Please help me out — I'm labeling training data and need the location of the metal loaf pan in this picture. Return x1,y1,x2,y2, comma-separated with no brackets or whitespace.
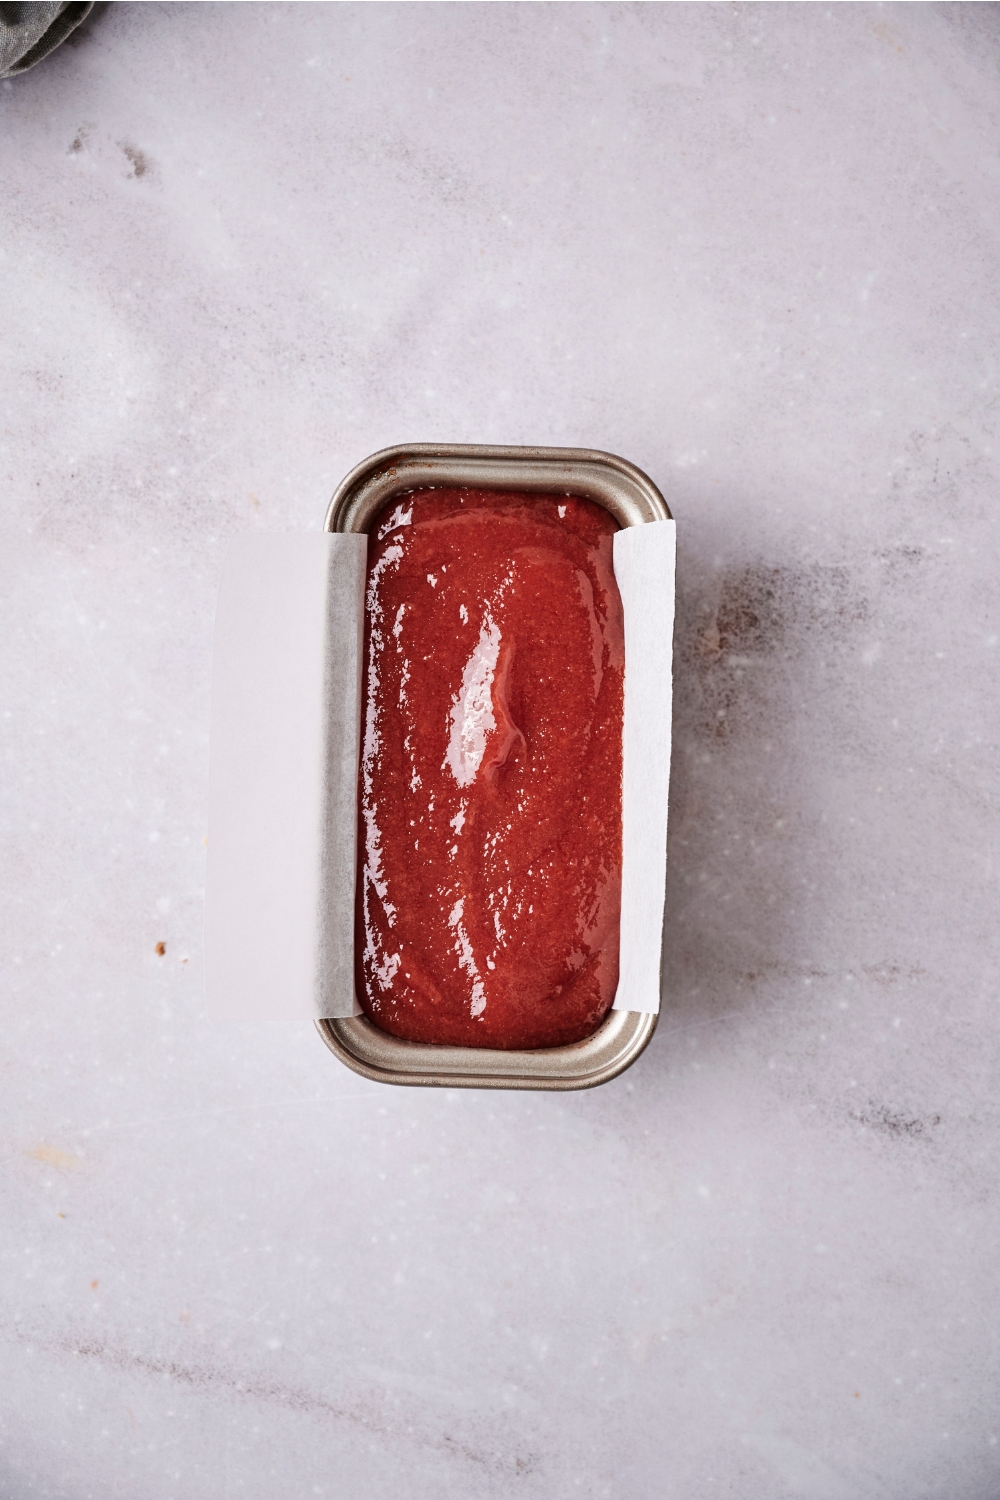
316,443,671,1091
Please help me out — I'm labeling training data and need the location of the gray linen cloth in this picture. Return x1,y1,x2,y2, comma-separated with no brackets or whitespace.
0,2,94,77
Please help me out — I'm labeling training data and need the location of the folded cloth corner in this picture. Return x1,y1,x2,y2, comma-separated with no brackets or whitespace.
0,1,94,79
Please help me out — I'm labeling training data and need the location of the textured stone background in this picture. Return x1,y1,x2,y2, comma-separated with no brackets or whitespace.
1,5,998,1497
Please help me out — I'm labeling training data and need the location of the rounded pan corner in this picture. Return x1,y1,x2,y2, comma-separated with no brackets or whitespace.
325,442,671,536
314,1008,658,1092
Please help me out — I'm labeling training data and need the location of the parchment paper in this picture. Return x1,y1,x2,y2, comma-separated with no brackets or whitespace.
205,520,675,1023
612,520,676,1013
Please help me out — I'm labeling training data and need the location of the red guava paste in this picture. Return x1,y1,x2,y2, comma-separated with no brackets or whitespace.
355,487,624,1049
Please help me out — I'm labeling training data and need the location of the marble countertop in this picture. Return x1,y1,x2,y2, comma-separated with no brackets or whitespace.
2,5,998,1497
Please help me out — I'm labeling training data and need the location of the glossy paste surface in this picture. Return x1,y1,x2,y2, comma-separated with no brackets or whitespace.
356,487,624,1048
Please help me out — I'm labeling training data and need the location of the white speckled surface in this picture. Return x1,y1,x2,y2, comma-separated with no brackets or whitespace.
2,4,999,1497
